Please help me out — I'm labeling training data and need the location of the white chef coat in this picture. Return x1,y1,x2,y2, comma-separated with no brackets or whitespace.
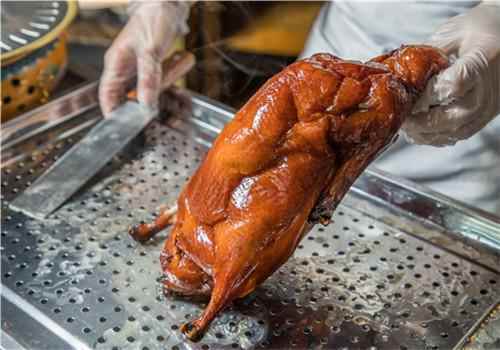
301,1,500,214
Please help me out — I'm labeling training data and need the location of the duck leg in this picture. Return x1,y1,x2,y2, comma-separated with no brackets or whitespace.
129,205,178,242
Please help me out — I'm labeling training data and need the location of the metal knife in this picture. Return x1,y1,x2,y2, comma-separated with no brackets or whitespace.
9,51,195,220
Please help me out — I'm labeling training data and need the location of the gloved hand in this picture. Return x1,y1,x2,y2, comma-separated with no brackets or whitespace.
403,2,500,146
99,1,190,117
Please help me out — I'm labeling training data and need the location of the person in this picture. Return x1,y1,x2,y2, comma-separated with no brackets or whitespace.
99,1,500,214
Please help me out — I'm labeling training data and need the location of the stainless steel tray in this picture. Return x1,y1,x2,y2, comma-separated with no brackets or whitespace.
2,83,500,350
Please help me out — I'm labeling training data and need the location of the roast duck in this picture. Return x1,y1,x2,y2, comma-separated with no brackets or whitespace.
130,45,448,340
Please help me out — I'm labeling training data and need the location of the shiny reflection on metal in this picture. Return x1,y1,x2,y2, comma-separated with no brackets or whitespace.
1,84,500,350
1,81,99,150
9,102,158,219
349,169,500,272
0,41,12,50
36,9,59,16
2,286,92,350
37,16,57,23
1,1,75,58
0,329,26,350
29,22,50,30
2,118,98,169
20,28,41,38
455,302,500,350
9,35,28,45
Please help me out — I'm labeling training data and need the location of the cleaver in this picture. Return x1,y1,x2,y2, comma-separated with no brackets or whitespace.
9,51,195,220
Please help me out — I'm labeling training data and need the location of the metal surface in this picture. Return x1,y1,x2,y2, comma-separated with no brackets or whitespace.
1,1,77,62
1,85,500,350
462,302,500,349
9,102,158,219
7,50,195,219
1,81,99,150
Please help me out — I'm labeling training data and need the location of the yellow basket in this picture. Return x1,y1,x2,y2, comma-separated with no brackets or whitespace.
1,1,77,122
1,36,69,122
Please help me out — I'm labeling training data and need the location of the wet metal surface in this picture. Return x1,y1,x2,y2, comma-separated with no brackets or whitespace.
463,303,500,350
1,90,500,350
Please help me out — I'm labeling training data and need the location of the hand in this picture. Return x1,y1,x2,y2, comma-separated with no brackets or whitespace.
403,3,500,146
99,1,190,117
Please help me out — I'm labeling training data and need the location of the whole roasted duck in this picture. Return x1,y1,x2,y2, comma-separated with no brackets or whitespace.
130,45,448,340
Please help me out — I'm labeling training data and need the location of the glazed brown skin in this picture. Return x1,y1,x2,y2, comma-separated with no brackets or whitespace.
130,45,448,341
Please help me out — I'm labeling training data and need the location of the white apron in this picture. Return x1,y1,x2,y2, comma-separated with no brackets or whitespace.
301,1,500,214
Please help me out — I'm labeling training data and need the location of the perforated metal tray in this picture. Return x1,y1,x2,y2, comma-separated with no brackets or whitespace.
2,84,500,350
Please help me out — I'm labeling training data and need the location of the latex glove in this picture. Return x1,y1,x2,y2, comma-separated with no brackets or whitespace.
99,1,190,117
403,2,500,146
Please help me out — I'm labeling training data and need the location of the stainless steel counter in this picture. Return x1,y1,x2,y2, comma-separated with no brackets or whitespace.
1,82,500,350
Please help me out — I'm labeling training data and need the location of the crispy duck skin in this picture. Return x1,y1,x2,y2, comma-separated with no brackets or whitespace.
129,45,448,341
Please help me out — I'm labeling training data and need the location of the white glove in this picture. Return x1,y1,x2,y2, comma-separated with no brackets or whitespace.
403,2,500,146
99,1,190,117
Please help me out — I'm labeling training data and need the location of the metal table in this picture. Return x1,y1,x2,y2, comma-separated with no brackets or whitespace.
1,82,500,350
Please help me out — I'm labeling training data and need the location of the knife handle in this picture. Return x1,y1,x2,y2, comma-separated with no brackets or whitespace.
126,50,196,101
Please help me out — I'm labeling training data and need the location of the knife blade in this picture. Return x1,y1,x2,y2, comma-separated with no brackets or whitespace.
9,51,195,219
